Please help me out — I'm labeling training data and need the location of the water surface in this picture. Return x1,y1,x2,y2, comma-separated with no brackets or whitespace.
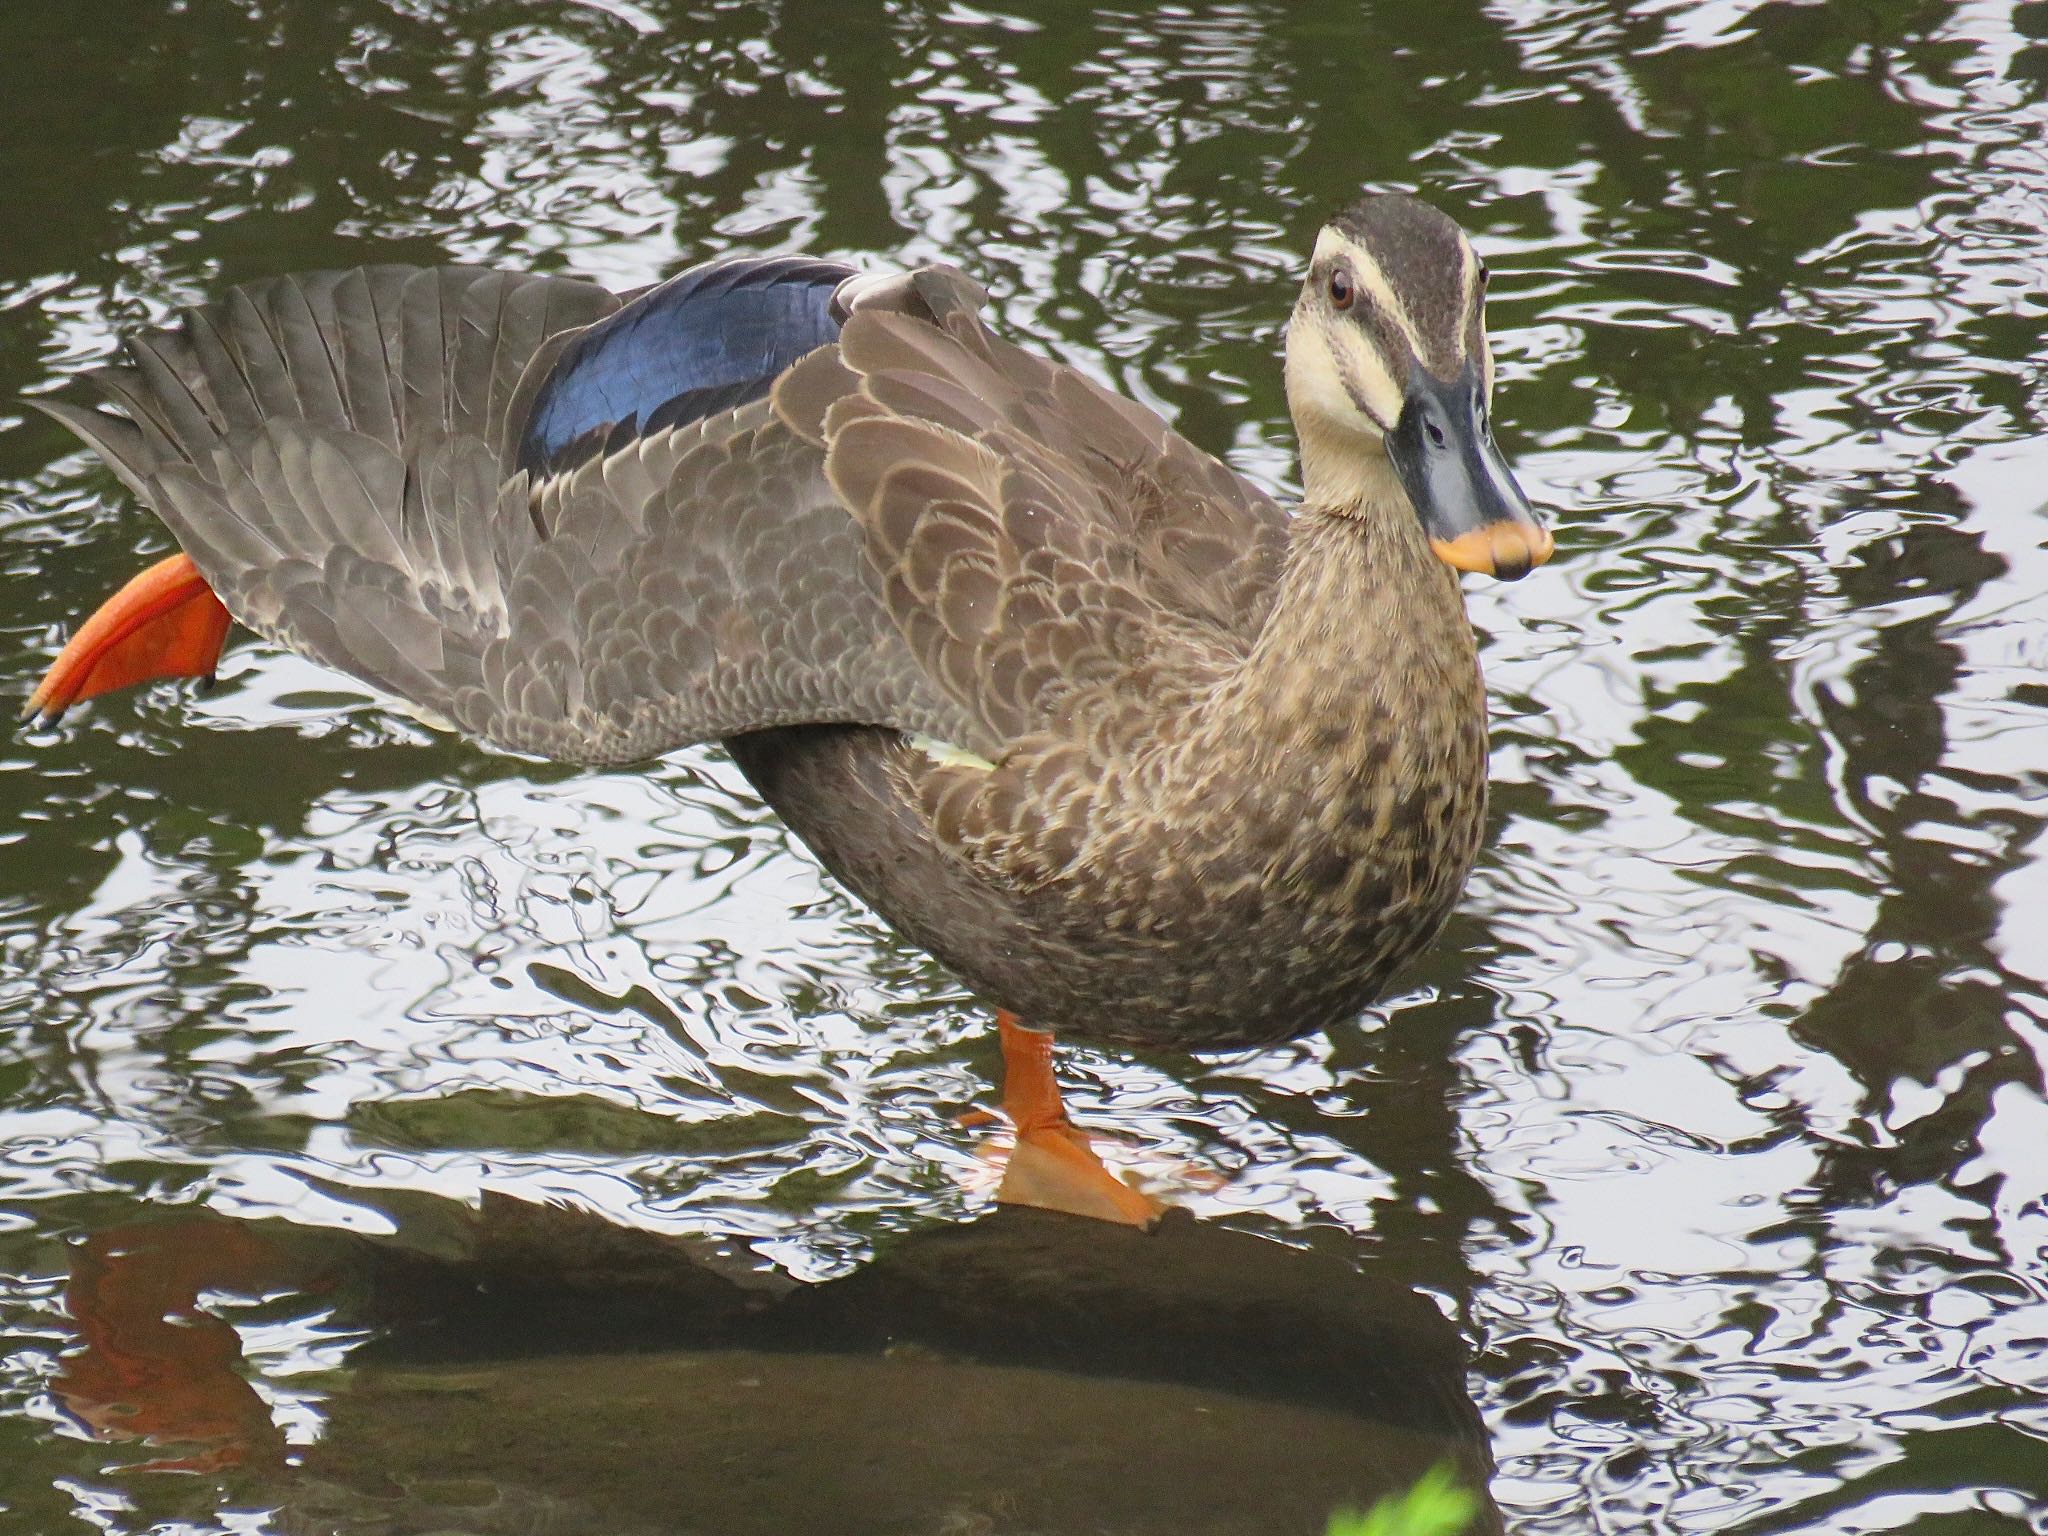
3,2,2047,1532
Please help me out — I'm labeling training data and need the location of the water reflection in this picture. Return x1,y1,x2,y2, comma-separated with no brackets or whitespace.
54,1194,1500,1536
5,0,2048,1531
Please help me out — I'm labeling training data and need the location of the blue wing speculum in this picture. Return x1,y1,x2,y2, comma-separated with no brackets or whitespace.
513,253,857,480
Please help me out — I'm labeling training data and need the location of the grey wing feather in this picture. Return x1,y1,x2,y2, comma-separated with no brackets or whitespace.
33,262,983,764
509,258,1293,770
460,400,981,762
34,258,1280,770
33,264,621,730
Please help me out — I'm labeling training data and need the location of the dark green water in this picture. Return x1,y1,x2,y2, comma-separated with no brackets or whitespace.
3,2,2047,1531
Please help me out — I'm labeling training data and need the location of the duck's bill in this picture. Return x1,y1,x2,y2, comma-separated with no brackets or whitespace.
1387,365,1553,582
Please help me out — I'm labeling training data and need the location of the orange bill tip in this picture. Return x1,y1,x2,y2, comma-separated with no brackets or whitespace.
1429,521,1555,581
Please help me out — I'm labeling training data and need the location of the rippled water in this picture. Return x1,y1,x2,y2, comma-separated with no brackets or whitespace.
4,2,2048,1531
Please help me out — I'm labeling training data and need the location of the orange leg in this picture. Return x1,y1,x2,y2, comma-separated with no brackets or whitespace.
24,552,232,722
989,1010,1163,1228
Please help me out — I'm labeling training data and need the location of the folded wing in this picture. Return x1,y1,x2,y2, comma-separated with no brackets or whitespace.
35,258,1286,767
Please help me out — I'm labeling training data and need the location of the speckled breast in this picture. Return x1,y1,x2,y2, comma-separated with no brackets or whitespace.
726,722,1488,1050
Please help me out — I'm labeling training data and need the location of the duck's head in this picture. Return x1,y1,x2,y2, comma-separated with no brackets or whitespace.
1284,193,1552,580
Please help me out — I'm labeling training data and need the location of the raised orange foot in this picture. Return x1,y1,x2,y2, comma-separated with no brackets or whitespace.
26,552,231,722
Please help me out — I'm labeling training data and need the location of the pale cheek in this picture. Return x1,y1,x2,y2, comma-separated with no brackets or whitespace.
1289,341,1352,423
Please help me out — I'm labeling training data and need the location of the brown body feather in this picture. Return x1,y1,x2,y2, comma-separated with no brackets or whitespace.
735,510,1484,1048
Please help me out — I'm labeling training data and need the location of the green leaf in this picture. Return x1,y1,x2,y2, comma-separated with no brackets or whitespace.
1327,1465,1478,1536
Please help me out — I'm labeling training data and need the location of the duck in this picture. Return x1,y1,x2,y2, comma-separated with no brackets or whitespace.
25,193,1551,1224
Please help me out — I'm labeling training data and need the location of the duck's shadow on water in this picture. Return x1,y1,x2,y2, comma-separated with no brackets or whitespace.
54,1188,1500,1536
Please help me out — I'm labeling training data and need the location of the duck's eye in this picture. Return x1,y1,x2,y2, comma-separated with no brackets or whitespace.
1477,263,1491,290
1329,269,1354,311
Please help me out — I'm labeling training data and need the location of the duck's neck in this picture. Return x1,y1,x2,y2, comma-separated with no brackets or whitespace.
1293,402,1392,513
1226,475,1482,770
1170,464,1489,911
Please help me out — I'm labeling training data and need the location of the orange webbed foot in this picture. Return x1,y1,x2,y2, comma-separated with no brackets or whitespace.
25,552,231,723
981,1011,1167,1229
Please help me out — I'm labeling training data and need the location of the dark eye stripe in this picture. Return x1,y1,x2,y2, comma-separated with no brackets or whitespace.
1320,240,1478,404
1345,286,1417,380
